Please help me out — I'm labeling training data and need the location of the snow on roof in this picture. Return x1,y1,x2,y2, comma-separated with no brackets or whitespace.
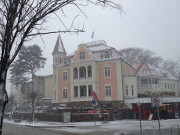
134,62,164,77
87,44,112,52
64,40,122,62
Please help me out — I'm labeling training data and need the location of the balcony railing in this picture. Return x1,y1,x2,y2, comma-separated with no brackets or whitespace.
138,84,164,89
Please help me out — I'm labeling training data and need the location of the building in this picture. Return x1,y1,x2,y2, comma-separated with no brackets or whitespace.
43,74,53,102
10,75,53,106
133,62,179,97
52,35,138,105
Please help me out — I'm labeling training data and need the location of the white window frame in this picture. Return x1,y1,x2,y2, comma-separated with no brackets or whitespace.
79,52,85,60
104,66,110,77
105,85,111,96
64,58,67,64
126,85,128,95
63,71,68,81
63,88,68,99
131,85,134,95
105,51,110,59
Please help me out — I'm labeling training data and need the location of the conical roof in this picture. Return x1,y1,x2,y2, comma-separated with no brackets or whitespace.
52,34,66,54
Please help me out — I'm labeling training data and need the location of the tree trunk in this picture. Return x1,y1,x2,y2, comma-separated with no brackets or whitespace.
32,99,35,122
0,71,8,135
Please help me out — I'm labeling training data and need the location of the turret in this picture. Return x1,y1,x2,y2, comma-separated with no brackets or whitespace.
52,34,66,66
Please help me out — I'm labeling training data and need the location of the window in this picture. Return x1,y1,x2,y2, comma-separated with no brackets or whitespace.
88,65,92,77
105,85,111,96
64,58,67,64
105,51,110,59
173,84,175,89
79,66,86,78
165,83,166,89
73,68,78,79
126,85,128,95
55,74,56,83
80,86,87,97
58,57,61,63
63,88,67,99
74,86,78,97
55,89,56,100
105,67,110,77
131,85,134,95
79,52,85,60
63,72,67,81
88,85,92,96
143,69,147,74
55,58,57,64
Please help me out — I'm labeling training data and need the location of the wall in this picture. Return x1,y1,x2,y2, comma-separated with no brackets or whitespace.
44,75,53,99
123,75,138,98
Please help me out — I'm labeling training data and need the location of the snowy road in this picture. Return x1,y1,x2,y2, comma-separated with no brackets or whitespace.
3,119,180,135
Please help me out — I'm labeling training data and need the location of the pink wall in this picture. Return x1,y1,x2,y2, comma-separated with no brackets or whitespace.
98,62,118,101
73,45,91,62
58,68,71,102
122,63,135,75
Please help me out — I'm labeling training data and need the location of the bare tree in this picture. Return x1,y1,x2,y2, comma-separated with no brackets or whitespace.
119,47,162,67
161,59,179,77
0,0,122,133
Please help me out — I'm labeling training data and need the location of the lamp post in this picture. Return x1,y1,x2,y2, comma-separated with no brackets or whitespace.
137,101,142,135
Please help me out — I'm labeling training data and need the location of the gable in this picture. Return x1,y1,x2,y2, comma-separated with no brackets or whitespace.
71,45,94,62
138,63,152,75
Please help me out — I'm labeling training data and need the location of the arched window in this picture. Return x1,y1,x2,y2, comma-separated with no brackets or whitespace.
87,65,92,77
79,66,86,78
79,52,85,60
73,67,78,79
105,51,110,59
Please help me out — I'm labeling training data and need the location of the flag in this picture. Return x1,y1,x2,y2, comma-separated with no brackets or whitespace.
91,31,94,39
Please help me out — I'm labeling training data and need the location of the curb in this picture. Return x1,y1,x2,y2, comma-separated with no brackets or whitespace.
25,125,76,128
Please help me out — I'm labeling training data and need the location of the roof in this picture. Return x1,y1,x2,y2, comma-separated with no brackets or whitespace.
52,34,66,54
64,40,122,62
85,40,122,61
134,62,163,77
133,62,178,80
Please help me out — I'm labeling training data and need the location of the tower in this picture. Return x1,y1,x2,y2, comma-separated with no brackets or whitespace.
52,34,66,102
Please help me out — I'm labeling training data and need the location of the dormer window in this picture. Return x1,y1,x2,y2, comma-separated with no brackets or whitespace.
105,51,110,59
64,58,67,64
79,52,85,60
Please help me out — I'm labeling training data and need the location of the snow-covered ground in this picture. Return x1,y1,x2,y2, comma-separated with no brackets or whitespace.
4,119,180,135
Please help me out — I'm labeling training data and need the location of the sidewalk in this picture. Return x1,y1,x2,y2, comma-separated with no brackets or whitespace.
3,119,103,128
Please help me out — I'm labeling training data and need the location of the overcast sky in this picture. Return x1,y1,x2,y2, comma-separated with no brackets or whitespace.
7,0,180,94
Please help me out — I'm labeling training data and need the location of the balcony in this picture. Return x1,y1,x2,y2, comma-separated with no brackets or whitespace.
138,84,163,89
